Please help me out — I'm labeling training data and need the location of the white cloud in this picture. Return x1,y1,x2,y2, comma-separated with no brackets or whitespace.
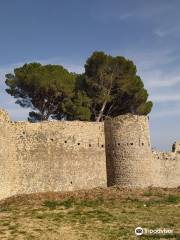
115,47,178,88
94,1,174,23
151,94,180,102
152,108,180,118
153,18,180,38
144,72,180,88
134,49,176,70
119,13,132,20
153,27,175,37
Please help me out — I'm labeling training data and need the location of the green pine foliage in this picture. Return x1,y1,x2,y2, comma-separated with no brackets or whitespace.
5,51,153,122
78,51,153,121
5,63,76,122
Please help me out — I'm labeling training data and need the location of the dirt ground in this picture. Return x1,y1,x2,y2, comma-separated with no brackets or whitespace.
0,186,180,239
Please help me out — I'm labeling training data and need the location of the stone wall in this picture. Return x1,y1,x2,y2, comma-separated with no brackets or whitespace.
0,108,10,122
152,149,180,187
104,114,153,187
0,109,107,200
172,141,180,154
0,108,180,200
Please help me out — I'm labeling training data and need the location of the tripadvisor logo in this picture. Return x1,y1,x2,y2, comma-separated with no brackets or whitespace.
135,227,173,236
135,227,144,236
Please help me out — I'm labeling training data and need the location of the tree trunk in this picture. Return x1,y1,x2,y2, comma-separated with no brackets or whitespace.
96,100,107,122
95,73,113,122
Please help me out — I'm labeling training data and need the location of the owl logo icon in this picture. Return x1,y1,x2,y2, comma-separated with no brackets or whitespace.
135,227,144,236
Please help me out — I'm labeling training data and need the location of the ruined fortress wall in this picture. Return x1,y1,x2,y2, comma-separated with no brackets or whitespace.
0,110,16,198
0,110,107,200
152,151,180,187
0,124,17,198
104,114,153,187
1,108,180,200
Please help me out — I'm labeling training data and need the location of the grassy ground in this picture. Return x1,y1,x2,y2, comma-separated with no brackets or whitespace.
0,187,180,240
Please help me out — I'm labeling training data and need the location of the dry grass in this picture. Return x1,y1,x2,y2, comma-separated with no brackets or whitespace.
0,186,180,239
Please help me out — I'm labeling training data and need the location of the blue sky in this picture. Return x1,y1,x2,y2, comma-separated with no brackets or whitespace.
0,0,180,150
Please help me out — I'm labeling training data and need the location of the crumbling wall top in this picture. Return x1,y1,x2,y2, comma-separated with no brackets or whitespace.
0,108,11,123
105,113,149,123
172,141,180,154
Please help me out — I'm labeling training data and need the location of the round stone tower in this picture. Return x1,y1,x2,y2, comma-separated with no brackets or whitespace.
104,114,153,187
